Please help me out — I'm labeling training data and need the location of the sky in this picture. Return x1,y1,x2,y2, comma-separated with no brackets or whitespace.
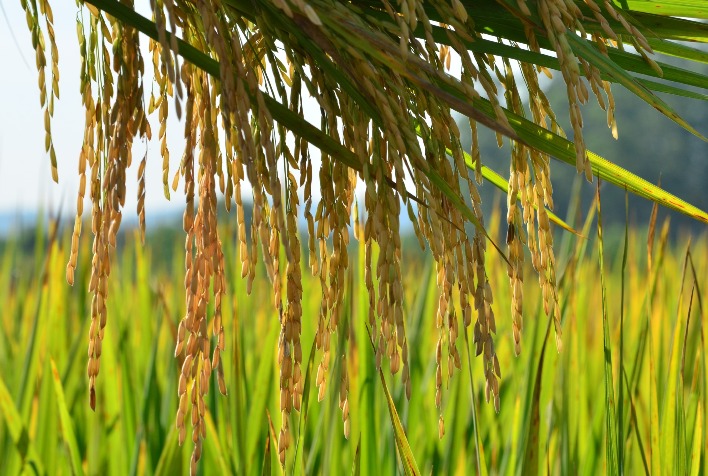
0,2,376,230
0,3,189,221
0,3,530,231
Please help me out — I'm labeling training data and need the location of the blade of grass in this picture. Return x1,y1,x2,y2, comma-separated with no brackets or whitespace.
622,0,708,19
676,284,695,476
36,351,59,474
521,306,555,476
50,357,84,476
463,327,484,476
0,365,45,474
261,427,272,476
649,275,662,474
129,309,163,476
246,318,279,469
596,180,619,476
154,426,182,476
618,191,630,472
365,326,421,476
621,368,650,475
292,336,317,473
203,410,231,475
684,249,706,475
351,438,361,476
660,243,692,474
566,33,706,141
688,403,702,476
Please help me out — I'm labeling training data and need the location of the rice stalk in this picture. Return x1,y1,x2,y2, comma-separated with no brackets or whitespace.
20,0,708,472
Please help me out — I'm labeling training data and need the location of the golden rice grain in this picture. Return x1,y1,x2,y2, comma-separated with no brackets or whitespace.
24,0,655,469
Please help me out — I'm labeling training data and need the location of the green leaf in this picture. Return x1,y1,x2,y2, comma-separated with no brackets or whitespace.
648,263,662,474
647,39,708,65
246,320,279,469
204,411,231,475
595,183,619,476
566,33,707,142
688,403,703,476
660,266,687,474
521,320,552,476
623,0,708,19
293,337,318,473
366,327,421,476
261,429,272,476
629,12,708,42
154,427,181,476
492,99,708,224
50,357,84,476
0,367,45,474
351,438,361,476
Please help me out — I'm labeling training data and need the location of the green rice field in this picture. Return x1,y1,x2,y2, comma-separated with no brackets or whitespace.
0,205,705,475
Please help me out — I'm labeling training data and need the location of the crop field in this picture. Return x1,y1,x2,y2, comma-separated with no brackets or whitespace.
0,205,706,475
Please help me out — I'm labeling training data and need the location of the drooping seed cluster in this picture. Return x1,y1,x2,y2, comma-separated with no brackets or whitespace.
172,66,229,474
65,10,151,409
520,0,656,177
26,0,658,472
21,0,60,184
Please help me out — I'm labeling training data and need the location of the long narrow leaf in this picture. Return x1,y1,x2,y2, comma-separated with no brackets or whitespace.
623,0,708,19
521,320,553,476
596,183,619,476
84,0,708,228
50,358,84,476
566,33,706,142
0,368,45,474
365,327,421,476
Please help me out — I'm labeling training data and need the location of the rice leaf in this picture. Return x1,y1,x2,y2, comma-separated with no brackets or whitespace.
351,438,361,476
261,428,272,476
595,181,619,476
154,427,181,476
618,192,629,472
49,357,84,476
566,33,706,142
622,0,708,18
204,411,231,475
660,251,690,474
688,403,703,476
521,319,553,476
366,327,421,476
0,367,45,474
463,327,485,476
293,337,318,473
246,319,279,469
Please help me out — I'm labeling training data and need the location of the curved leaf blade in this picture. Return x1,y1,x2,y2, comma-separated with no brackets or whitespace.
566,33,707,142
50,358,84,476
623,0,708,19
0,368,46,474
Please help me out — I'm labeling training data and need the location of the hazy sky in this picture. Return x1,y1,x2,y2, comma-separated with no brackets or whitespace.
0,3,195,221
0,3,370,227
0,3,486,225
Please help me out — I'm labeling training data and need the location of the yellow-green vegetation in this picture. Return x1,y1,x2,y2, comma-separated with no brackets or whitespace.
0,205,705,474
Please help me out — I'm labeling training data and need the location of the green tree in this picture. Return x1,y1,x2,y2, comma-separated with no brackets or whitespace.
20,0,708,472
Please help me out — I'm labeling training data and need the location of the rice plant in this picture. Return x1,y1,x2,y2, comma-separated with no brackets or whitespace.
8,0,708,473
0,207,705,474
